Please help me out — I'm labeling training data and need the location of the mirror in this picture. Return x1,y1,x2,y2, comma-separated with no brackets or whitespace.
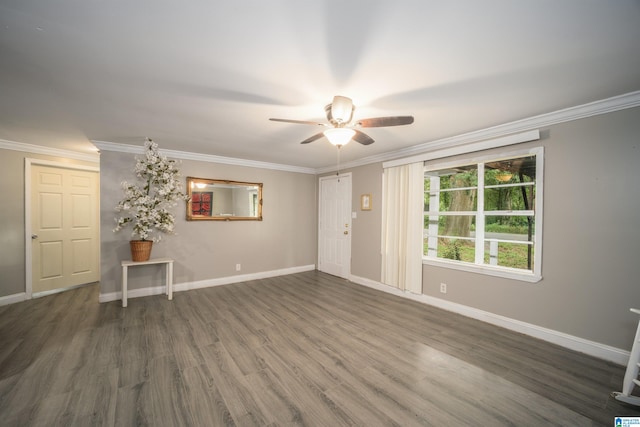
186,177,263,221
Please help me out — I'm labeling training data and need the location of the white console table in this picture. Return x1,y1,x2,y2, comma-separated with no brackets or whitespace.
121,258,174,307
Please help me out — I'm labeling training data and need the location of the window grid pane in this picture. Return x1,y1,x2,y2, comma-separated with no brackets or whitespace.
435,238,476,263
483,240,535,271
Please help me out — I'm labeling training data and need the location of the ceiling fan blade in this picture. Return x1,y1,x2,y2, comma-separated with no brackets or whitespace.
353,130,375,145
269,118,327,126
355,116,414,127
300,132,325,144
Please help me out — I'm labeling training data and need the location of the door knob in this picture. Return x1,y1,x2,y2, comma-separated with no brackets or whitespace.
31,234,38,239
344,231,349,235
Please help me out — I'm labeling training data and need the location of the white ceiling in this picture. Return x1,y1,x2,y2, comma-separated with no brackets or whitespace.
1,0,639,169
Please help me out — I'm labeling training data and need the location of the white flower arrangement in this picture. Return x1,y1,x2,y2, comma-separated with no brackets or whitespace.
114,139,187,242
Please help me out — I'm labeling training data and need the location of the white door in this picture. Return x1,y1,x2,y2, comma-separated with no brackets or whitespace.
318,173,352,278
31,164,99,295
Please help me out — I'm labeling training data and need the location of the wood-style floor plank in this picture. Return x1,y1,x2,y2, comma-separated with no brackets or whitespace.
1,270,639,426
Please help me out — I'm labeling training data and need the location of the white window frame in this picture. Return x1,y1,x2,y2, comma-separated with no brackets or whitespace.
423,146,543,283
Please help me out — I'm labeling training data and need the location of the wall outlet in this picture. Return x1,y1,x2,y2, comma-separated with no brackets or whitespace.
235,263,241,271
440,283,447,294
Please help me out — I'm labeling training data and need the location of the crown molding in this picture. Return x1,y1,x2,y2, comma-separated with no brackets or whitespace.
92,140,317,175
0,138,100,163
318,90,640,174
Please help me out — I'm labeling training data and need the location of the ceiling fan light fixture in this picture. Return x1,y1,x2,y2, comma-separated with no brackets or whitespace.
324,128,355,146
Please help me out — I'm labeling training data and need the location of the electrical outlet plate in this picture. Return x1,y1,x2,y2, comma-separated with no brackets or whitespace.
440,283,447,294
236,264,241,271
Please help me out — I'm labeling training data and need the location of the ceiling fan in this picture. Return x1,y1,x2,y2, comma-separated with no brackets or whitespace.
269,95,414,147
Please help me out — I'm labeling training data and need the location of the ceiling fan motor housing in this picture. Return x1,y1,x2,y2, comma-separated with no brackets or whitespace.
325,96,354,126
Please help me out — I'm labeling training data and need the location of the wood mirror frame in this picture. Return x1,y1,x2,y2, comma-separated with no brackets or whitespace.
186,177,263,221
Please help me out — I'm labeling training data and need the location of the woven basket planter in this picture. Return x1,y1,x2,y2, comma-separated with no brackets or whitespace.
130,240,153,262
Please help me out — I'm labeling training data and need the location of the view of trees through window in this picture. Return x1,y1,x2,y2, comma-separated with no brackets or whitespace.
424,153,538,273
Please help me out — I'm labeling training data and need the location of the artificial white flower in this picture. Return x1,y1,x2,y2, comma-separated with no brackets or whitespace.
113,138,187,242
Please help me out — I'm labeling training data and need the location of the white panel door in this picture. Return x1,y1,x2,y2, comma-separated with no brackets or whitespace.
31,165,99,294
318,174,352,278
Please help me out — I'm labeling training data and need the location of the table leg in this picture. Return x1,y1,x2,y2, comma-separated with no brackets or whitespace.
122,264,128,307
168,262,173,300
166,263,169,298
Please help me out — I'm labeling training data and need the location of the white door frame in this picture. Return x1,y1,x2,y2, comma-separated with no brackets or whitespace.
318,173,352,278
25,158,100,299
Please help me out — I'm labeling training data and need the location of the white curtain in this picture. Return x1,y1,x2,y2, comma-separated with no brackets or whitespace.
381,162,423,293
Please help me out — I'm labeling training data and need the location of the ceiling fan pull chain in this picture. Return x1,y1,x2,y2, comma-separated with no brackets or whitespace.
336,145,341,178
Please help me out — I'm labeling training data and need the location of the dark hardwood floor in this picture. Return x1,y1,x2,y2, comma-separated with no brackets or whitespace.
0,270,638,426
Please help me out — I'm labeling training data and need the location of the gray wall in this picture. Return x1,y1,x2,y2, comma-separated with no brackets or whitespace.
337,106,640,351
100,150,318,295
350,163,384,281
0,149,98,297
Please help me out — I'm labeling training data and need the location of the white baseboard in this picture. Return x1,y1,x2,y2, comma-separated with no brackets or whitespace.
0,292,27,306
349,274,629,366
99,264,316,304
33,282,97,299
173,264,316,292
99,285,168,304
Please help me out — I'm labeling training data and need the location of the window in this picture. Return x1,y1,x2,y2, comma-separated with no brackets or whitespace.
423,147,543,281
